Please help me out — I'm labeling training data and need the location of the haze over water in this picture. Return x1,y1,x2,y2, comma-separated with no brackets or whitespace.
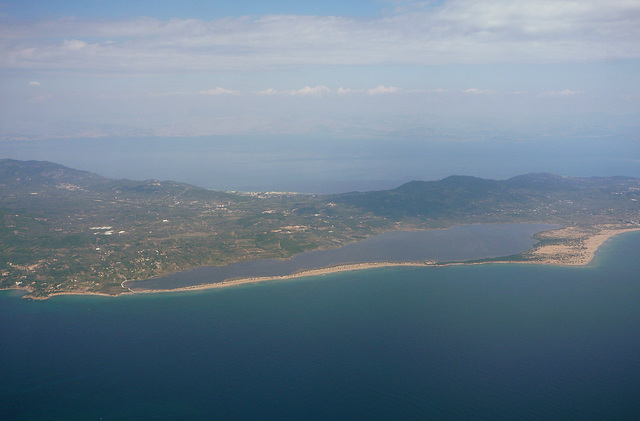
2,136,639,194
2,1,640,419
3,231,640,420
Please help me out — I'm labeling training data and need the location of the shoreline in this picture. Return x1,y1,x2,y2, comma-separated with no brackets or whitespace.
126,225,640,295
524,226,640,266
6,225,639,300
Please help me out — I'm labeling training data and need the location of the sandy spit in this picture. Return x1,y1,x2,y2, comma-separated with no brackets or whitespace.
6,225,639,299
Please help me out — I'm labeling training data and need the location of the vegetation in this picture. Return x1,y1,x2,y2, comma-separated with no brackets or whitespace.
1,159,639,298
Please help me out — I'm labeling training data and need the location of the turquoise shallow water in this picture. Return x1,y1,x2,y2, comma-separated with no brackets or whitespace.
2,232,640,420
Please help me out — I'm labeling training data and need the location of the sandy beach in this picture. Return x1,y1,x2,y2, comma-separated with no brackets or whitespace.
124,225,640,296
525,225,640,266
7,224,638,299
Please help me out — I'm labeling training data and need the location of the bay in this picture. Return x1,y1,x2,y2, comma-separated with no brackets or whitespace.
2,232,640,420
126,223,557,291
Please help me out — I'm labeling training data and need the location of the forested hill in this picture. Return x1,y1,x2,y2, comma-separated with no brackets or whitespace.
0,158,234,201
334,173,640,221
2,159,639,225
0,159,107,188
1,159,639,297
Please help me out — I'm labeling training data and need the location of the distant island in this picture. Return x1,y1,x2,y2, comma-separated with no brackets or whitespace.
1,159,639,299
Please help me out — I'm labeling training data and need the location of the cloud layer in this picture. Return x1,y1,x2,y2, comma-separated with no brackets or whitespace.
2,0,639,73
2,1,639,141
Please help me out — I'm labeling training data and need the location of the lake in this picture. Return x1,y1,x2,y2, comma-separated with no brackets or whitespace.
125,223,557,291
1,231,639,420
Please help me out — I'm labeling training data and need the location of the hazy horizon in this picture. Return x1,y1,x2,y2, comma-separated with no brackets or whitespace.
3,134,640,194
3,4,640,418
1,0,640,192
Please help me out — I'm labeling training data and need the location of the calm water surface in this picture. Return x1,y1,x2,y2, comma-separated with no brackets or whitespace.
2,232,640,420
3,136,639,193
125,223,556,291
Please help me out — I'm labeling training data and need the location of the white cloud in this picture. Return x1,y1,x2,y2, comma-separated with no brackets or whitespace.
28,81,41,87
285,86,331,96
255,85,404,97
337,87,354,95
256,86,332,96
257,88,278,95
538,89,583,97
462,88,494,95
63,39,88,50
199,87,240,95
368,85,401,95
1,1,638,73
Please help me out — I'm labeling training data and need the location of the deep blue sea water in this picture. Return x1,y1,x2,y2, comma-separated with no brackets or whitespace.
2,232,640,420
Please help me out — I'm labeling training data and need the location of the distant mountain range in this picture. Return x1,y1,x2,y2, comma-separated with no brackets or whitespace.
2,158,639,222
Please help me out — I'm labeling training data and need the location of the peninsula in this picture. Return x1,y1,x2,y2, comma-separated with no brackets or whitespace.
1,159,639,298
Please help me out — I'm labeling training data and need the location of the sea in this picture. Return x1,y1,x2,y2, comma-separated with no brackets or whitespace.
2,231,640,420
2,135,639,193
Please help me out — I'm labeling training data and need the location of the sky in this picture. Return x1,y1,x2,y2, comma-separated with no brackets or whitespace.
1,0,640,189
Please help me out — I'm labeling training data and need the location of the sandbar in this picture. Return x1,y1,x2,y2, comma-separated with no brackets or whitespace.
7,224,639,299
125,225,640,295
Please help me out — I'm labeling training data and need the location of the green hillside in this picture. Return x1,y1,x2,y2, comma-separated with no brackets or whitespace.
1,159,639,298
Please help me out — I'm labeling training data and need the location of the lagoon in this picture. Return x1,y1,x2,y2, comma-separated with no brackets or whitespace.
2,232,640,419
124,223,557,291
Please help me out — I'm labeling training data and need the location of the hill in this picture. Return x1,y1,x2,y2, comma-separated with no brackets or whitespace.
1,159,639,298
335,173,640,224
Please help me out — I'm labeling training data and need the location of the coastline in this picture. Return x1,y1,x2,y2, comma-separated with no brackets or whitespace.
124,225,640,296
6,225,639,300
524,225,640,266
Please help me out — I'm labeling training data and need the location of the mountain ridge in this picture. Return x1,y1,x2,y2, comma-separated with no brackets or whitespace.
4,158,638,195
1,159,639,298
